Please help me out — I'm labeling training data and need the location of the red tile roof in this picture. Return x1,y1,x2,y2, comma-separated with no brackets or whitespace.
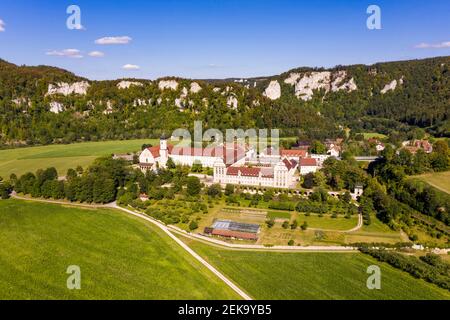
299,158,317,167
147,146,161,158
227,167,261,177
413,140,432,152
147,144,247,164
281,149,308,158
211,229,258,240
283,158,298,170
170,146,246,164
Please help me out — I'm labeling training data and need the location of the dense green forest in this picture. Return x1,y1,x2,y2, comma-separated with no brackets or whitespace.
0,56,448,147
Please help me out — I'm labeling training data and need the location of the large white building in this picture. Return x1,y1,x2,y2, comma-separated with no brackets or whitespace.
139,137,336,188
213,158,298,189
139,137,248,171
139,138,301,188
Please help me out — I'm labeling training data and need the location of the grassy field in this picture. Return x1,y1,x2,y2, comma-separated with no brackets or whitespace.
268,211,292,219
413,171,450,194
0,139,158,178
359,133,388,140
295,213,358,231
0,199,239,300
184,239,450,300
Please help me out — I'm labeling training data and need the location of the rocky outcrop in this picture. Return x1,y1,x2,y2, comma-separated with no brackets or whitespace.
294,72,331,101
103,101,114,115
133,99,151,107
284,73,302,85
12,97,32,107
331,71,357,92
117,81,143,89
285,71,357,101
190,82,202,94
380,78,404,94
158,80,178,91
175,98,184,109
49,101,64,114
227,95,238,109
263,80,281,100
47,81,90,96
381,80,397,94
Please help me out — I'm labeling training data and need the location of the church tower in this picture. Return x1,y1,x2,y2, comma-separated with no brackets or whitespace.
159,134,169,167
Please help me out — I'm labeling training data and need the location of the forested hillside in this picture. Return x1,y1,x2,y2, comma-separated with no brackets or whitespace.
0,56,448,147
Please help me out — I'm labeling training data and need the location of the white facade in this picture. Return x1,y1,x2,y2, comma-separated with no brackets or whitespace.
327,146,340,158
311,154,331,167
299,158,319,175
299,165,318,176
170,153,222,168
375,143,385,152
213,159,297,189
351,185,364,200
139,138,249,171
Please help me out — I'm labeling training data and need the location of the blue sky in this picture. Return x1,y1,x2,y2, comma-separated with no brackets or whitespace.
0,0,449,80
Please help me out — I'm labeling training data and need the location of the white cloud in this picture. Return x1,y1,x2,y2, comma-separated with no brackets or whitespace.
0,19,5,32
88,51,105,57
46,49,83,58
415,41,450,49
95,36,132,45
122,64,140,70
207,63,224,68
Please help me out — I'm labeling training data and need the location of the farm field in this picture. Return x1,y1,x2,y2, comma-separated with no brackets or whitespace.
183,239,450,300
0,199,239,300
412,171,450,194
0,139,158,178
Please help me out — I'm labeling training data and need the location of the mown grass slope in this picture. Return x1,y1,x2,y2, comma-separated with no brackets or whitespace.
413,171,450,194
184,239,450,300
0,200,239,300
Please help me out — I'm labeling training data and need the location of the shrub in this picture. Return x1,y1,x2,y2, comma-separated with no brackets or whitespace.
301,221,308,231
266,218,275,228
189,220,199,231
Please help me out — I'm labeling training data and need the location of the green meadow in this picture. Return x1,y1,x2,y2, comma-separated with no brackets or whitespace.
359,132,388,140
0,139,158,178
412,171,450,195
183,239,450,300
0,199,239,300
